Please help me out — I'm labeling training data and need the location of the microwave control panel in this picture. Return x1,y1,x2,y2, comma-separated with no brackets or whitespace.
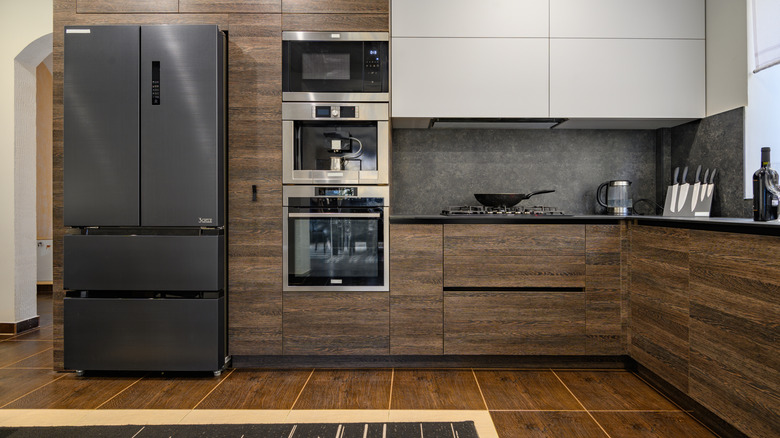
312,105,359,119
364,42,383,92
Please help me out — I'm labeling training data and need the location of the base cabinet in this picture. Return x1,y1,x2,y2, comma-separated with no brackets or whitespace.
444,290,586,355
282,291,389,355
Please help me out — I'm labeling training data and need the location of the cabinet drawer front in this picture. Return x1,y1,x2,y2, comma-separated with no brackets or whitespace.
64,235,224,291
551,0,704,39
444,224,585,257
444,291,585,355
393,0,548,38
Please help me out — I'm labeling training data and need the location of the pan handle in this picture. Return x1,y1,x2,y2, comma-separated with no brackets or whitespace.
526,189,555,198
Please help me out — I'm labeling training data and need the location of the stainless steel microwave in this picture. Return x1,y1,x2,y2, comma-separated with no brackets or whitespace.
282,31,389,102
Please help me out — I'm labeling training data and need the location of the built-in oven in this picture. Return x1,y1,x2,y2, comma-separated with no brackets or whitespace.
282,31,389,102
283,185,388,292
283,101,389,185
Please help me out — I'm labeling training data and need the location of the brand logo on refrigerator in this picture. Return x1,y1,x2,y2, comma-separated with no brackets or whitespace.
198,217,214,224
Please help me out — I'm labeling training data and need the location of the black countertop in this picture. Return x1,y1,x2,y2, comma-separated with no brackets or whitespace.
390,215,780,236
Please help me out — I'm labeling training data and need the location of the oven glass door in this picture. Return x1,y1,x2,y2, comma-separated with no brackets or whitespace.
285,208,386,291
285,41,365,93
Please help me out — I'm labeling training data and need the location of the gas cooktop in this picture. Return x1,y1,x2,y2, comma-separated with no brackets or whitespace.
441,205,570,216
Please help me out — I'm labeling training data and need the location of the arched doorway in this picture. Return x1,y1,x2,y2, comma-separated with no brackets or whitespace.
12,32,52,331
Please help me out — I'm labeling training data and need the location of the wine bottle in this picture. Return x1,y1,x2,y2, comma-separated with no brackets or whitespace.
753,147,779,221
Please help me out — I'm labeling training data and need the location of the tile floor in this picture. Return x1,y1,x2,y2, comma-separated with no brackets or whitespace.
0,294,721,437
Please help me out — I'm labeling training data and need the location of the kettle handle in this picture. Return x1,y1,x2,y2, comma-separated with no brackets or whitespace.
597,182,609,208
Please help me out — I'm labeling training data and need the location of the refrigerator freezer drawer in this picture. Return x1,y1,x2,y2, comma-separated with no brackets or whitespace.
64,235,224,291
64,296,225,372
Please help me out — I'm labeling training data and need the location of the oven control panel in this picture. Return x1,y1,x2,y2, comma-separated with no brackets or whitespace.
313,105,358,119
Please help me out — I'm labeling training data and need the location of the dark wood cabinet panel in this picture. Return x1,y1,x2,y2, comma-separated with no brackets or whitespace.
585,224,624,355
688,231,780,438
629,226,690,392
443,224,586,289
180,0,281,13
282,13,389,31
76,0,177,13
389,224,443,355
282,0,388,14
444,291,586,355
283,291,389,355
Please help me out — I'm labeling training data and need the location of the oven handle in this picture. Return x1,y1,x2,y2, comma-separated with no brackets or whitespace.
288,212,381,218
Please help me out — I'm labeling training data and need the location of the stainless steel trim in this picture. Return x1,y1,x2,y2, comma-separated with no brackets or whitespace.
283,102,388,121
282,31,388,42
283,185,389,203
288,212,381,218
282,205,389,292
283,91,389,103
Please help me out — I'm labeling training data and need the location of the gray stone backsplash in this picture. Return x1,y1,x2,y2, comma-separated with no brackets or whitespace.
391,128,658,216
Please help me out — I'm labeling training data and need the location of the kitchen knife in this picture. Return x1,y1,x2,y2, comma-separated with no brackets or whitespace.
670,167,680,212
677,166,689,212
707,168,717,197
700,169,710,202
690,165,702,211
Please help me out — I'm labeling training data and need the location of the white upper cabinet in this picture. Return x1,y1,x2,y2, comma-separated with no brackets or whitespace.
392,38,549,118
550,0,705,39
550,39,705,119
392,0,548,38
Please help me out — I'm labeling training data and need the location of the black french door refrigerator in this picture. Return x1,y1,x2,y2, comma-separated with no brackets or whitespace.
62,25,227,374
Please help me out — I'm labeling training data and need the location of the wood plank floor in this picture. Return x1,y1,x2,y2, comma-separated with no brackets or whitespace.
0,294,721,437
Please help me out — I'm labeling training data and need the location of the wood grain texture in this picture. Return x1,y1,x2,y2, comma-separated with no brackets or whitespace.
474,370,582,410
490,411,606,438
444,224,585,288
293,369,391,409
196,369,311,409
629,225,690,392
282,13,389,31
585,225,624,355
443,291,586,355
592,412,717,438
555,370,678,411
282,0,388,14
99,374,227,409
389,224,443,355
688,230,780,438
0,369,62,407
4,374,139,409
180,0,281,14
283,291,389,355
76,0,178,13
0,341,52,368
390,370,485,410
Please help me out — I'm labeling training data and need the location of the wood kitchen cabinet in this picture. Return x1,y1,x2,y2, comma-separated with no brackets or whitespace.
688,231,780,438
629,225,690,393
585,224,625,355
282,291,389,355
389,224,444,355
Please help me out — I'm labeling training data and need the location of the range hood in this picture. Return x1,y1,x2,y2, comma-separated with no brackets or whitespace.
429,118,566,129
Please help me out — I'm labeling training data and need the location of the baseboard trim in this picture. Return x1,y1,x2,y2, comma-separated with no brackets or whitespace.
232,355,631,369
633,363,748,438
0,316,40,335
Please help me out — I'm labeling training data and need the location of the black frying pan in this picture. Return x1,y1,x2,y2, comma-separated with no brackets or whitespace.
474,190,555,208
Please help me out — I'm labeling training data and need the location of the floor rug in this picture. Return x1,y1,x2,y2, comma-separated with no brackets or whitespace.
0,421,479,438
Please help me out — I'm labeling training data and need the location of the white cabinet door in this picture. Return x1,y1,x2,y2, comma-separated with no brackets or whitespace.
391,38,549,118
550,0,704,39
392,0,548,38
550,39,705,118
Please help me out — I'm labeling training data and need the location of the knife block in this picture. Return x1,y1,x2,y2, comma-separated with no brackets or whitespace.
663,183,714,217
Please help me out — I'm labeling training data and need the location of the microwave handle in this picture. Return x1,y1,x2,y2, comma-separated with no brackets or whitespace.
288,212,381,218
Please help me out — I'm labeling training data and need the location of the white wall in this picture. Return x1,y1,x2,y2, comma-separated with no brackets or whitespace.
744,0,780,198
0,1,53,324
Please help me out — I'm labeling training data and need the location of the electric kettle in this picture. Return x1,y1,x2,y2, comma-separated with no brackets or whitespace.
597,180,632,215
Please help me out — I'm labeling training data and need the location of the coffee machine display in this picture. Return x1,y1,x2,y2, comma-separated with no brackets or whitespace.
597,180,633,215
283,102,388,185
